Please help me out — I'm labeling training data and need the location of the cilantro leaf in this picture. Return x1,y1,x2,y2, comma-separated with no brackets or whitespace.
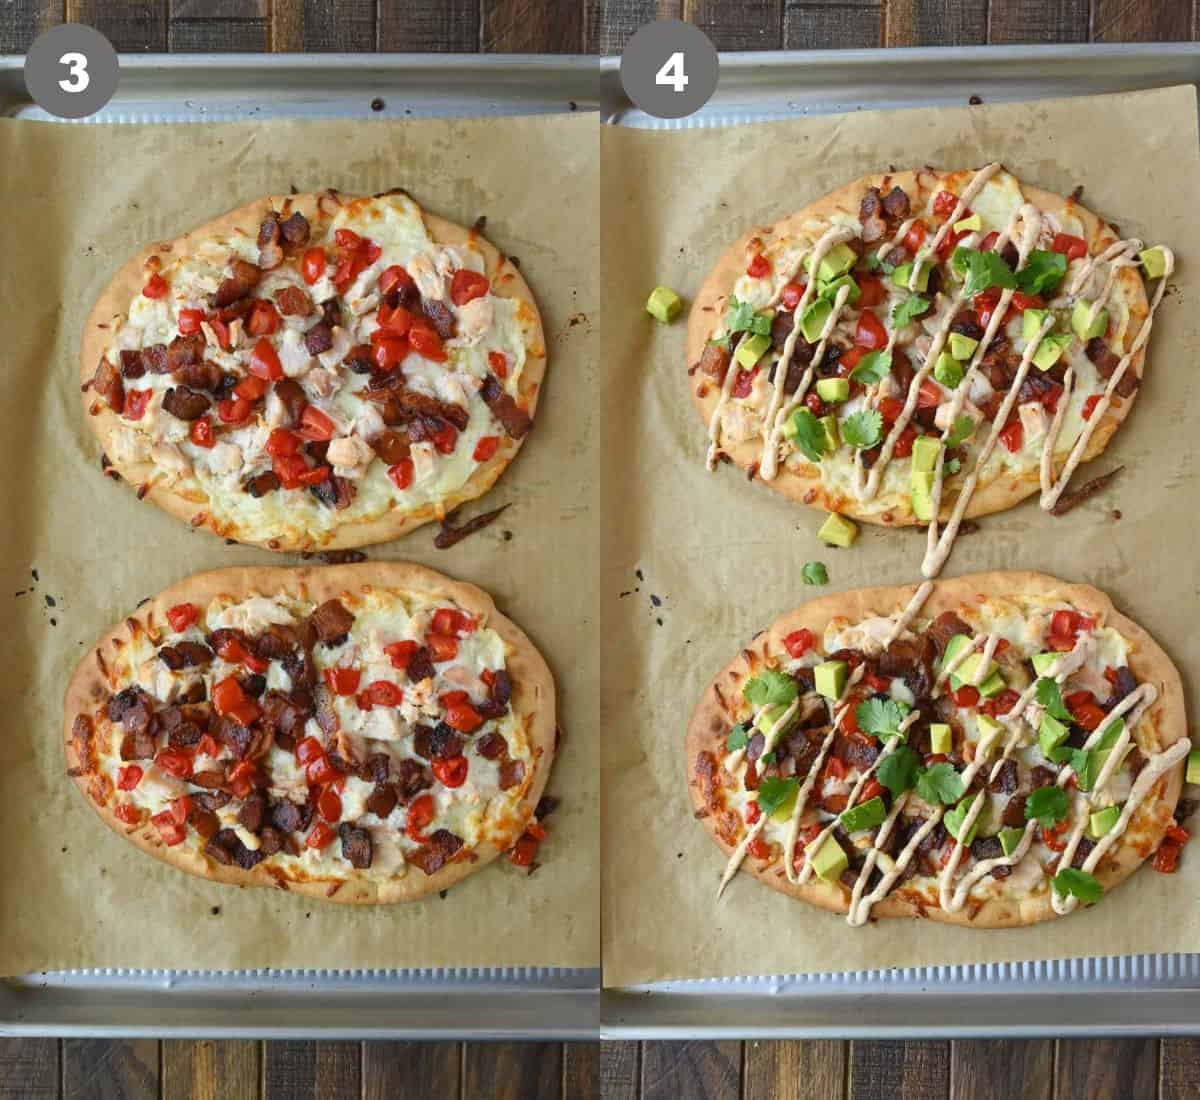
726,724,749,752
953,246,1018,296
877,744,921,797
786,407,828,464
1017,249,1068,296
801,561,828,586
856,696,910,739
1036,677,1073,722
915,762,965,805
761,751,777,765
892,295,930,328
944,457,961,475
1024,784,1069,828
726,297,772,337
743,668,799,708
849,349,892,385
756,776,799,819
1052,866,1103,904
944,415,975,449
842,409,883,449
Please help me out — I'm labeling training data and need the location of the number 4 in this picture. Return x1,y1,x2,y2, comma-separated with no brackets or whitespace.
655,51,689,93
58,51,90,94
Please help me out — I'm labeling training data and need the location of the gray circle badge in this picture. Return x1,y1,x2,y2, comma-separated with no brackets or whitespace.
24,24,119,119
620,19,718,120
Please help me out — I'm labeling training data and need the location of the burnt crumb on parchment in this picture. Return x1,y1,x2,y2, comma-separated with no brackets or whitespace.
635,569,644,582
472,215,487,234
656,618,663,626
210,906,221,916
31,569,38,582
49,618,57,626
969,95,983,105
370,97,384,112
439,890,449,900
568,100,578,111
650,594,662,607
225,538,237,546
434,504,510,549
45,595,56,608
301,549,368,564
1049,466,1123,516
1112,509,1122,520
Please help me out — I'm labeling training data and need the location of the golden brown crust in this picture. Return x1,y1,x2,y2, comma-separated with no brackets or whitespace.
63,561,557,904
686,570,1187,927
686,169,1149,525
79,191,547,551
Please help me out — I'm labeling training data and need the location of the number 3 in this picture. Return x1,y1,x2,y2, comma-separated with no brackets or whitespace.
655,51,688,93
58,51,90,93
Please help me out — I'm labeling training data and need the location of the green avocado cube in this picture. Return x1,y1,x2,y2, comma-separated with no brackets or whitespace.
1187,749,1200,785
819,274,861,304
998,826,1025,857
1033,333,1072,370
800,298,833,343
934,351,963,389
891,261,931,292
929,723,952,754
953,213,983,233
1139,246,1168,279
977,670,1006,698
770,786,799,823
944,793,981,846
949,652,998,691
818,414,840,453
756,703,795,737
1022,308,1052,342
840,795,887,834
911,470,935,522
1031,652,1058,676
815,377,850,403
646,285,683,323
814,659,848,701
975,715,1004,743
949,332,979,360
1089,804,1122,839
810,835,848,882
812,242,857,284
818,512,858,548
1072,299,1108,341
942,634,972,669
734,332,771,370
1039,713,1070,758
911,435,941,474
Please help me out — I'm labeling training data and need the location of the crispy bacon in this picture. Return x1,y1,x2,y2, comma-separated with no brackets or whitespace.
859,186,887,243
280,211,311,249
162,386,211,421
212,259,263,308
408,828,462,875
309,598,354,641
339,823,373,868
92,358,125,413
258,212,283,270
274,285,313,316
479,374,531,439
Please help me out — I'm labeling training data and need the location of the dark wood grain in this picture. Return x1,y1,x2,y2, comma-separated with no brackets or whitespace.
1092,0,1193,41
564,1042,601,1098
378,0,478,51
744,1039,847,1100
362,1041,460,1100
483,0,585,52
1054,1038,1157,1100
263,1041,360,1100
168,16,267,50
987,0,1089,43
62,1040,158,1100
641,1040,740,1100
1160,1038,1200,1100
594,1,682,54
0,1039,58,1100
884,0,986,45
685,0,783,48
949,1040,1052,1100
600,1039,640,1100
64,0,168,50
463,1042,562,1100
784,2,882,48
849,1040,949,1100
162,1039,257,1100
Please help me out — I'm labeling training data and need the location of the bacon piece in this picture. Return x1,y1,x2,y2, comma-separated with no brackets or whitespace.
479,374,531,439
309,598,354,641
408,828,463,875
92,358,125,413
1048,466,1123,517
434,504,509,550
280,211,310,249
406,646,435,684
414,723,463,761
274,285,313,317
926,611,970,657
304,321,334,355
120,349,146,379
212,260,263,308
859,186,887,242
881,185,910,220
238,792,267,834
246,471,280,498
162,385,211,421
370,430,410,465
422,299,456,340
366,783,398,819
499,759,526,790
168,332,206,371
258,212,283,270
339,823,373,868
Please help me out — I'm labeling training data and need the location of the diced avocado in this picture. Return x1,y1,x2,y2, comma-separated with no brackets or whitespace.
949,652,998,691
933,351,963,389
998,826,1025,857
976,670,1006,698
910,470,935,522
953,213,983,233
1089,805,1122,839
756,704,795,737
949,332,979,360
1188,749,1200,785
942,634,972,669
944,793,981,847
1139,246,1168,279
818,414,840,453
816,377,850,403
818,512,858,548
814,659,848,700
819,274,861,304
1033,333,1071,370
810,835,848,882
770,788,799,824
1031,652,1058,676
1022,308,1051,342
840,795,887,834
1071,299,1108,341
800,298,833,343
734,332,771,370
911,435,941,474
812,242,857,283
929,723,952,754
645,285,683,323
891,261,931,292
975,715,1004,743
1039,713,1070,758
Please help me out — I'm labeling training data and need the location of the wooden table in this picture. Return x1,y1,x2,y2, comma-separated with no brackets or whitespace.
2,1,1198,1097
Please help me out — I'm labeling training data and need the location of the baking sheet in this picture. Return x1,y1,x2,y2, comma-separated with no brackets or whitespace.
601,84,1200,987
0,111,598,975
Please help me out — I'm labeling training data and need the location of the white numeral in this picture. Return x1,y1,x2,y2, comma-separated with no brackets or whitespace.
58,51,90,93
655,51,689,93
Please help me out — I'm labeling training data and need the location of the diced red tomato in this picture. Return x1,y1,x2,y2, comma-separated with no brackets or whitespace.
999,419,1024,453
228,759,260,798
366,680,404,707
305,754,340,787
332,252,367,292
444,701,482,733
509,831,542,866
747,834,771,860
1051,233,1088,261
246,300,280,336
1009,291,1044,313
432,755,470,788
297,405,335,442
384,640,418,669
1081,394,1103,421
917,378,942,408
178,308,205,335
317,785,343,823
218,396,253,424
301,247,327,284
839,704,860,736
143,273,168,299
1154,840,1182,873
473,435,500,462
295,738,325,765
115,803,142,825
122,388,151,421
823,755,848,781
428,633,459,662
196,734,220,758
406,793,436,843
803,392,824,417
376,302,413,335
408,319,447,362
1042,819,1070,852
211,675,249,718
838,345,867,373
166,602,198,632
372,334,409,370
387,459,414,490
154,749,192,780
323,666,361,696
266,428,301,458
450,268,490,305
980,689,1021,717
233,377,268,406
117,765,143,791
903,220,927,253
936,228,967,259
952,684,980,708
247,338,283,381
892,425,917,459
209,317,232,351
783,629,815,658
335,229,362,251
863,670,891,693
731,367,757,398
746,252,771,278
855,310,888,350
151,807,187,846
745,800,762,825
431,608,474,637
980,231,999,251
488,350,508,379
1066,691,1106,732
306,822,336,850
877,396,905,425
860,778,885,803
431,421,458,455
379,264,415,297
780,281,805,310
189,416,214,448
856,273,885,306
440,690,469,708
932,191,961,217
1038,382,1064,414
1167,823,1190,845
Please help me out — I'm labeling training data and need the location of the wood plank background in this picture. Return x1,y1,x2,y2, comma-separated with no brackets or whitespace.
0,0,1197,1097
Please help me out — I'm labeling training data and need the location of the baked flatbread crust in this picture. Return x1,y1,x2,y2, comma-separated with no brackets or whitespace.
80,191,547,551
64,561,557,904
686,571,1187,927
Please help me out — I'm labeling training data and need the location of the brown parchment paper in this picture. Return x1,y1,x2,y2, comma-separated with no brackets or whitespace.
0,112,597,974
601,85,1200,986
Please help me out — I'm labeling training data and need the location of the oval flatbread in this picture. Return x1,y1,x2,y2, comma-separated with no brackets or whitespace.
688,166,1172,532
65,562,556,904
82,190,546,551
687,571,1189,928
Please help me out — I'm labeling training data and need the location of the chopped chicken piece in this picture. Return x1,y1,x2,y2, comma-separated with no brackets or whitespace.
110,426,151,466
304,366,341,400
318,326,352,369
1018,400,1048,445
410,253,444,301
454,296,493,345
411,441,437,482
279,327,314,378
150,442,192,481
207,441,243,476
326,435,374,479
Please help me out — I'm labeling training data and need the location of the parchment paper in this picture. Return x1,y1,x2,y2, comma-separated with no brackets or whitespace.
601,86,1200,986
0,113,597,974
